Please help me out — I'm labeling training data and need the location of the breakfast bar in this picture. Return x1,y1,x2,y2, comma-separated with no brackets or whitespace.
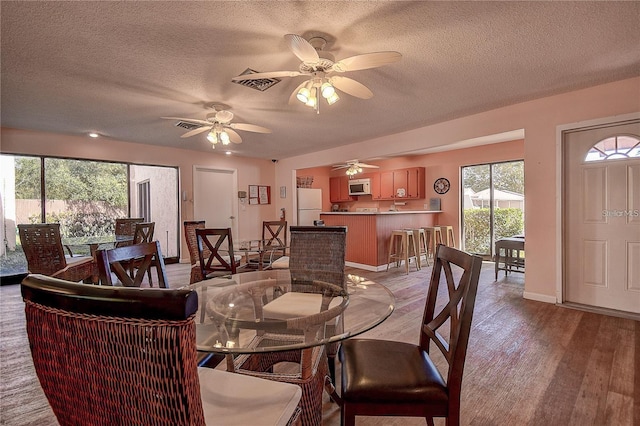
320,211,440,271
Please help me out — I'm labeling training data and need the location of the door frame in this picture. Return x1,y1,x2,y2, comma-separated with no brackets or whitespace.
556,111,640,306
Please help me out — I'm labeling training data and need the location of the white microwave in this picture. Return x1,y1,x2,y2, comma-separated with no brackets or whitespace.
348,178,371,196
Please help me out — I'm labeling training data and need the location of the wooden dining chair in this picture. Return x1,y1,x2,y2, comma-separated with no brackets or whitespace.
336,244,483,426
17,223,97,283
184,220,207,283
196,228,243,279
126,221,156,283
96,240,168,288
250,220,288,269
20,274,302,426
114,217,144,247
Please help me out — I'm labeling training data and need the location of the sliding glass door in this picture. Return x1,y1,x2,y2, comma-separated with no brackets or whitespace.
0,154,180,279
461,160,524,258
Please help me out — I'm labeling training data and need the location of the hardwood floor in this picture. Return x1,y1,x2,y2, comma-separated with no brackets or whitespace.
1,262,638,425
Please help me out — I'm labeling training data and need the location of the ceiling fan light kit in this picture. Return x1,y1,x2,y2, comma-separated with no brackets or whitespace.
232,33,401,115
333,160,380,176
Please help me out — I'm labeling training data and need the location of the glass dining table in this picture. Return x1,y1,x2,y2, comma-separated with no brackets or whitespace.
236,239,288,270
189,270,395,354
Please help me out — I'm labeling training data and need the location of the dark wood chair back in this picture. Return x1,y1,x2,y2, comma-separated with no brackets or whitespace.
133,221,155,244
96,240,168,287
195,228,240,277
20,273,204,424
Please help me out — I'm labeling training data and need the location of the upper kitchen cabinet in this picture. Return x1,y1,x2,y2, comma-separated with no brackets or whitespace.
329,176,354,203
378,167,425,200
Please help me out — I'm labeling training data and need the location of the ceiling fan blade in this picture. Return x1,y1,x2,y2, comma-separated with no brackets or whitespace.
331,76,374,99
332,51,402,72
180,126,211,138
232,70,303,81
229,123,272,134
332,165,350,170
226,128,243,144
161,117,213,127
289,81,308,105
284,34,319,63
359,163,380,168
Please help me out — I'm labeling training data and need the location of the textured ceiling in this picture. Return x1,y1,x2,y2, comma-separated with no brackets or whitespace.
2,1,639,160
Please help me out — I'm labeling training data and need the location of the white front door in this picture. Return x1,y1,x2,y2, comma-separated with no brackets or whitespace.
193,166,238,238
563,120,640,314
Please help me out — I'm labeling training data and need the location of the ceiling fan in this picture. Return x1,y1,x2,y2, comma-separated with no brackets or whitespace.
232,34,401,112
161,104,271,148
332,160,380,176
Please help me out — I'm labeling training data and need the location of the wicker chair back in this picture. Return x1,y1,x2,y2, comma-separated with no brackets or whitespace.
288,226,347,289
18,223,67,275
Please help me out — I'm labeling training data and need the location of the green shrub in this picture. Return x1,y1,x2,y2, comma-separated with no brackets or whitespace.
463,208,523,254
28,211,121,238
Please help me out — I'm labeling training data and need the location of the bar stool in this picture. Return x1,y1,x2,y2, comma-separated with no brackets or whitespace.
386,230,420,274
421,226,442,265
438,225,455,247
410,228,428,268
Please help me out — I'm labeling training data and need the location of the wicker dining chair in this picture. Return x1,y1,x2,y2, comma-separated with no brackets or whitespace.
96,240,168,288
114,217,144,247
184,220,207,283
219,279,347,426
263,226,347,383
18,223,97,283
336,244,483,426
21,274,302,426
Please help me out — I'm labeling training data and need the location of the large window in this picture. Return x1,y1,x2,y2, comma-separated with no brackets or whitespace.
0,155,179,278
461,160,524,257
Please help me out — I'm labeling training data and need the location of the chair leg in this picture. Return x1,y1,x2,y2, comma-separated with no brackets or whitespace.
342,404,356,426
426,417,435,426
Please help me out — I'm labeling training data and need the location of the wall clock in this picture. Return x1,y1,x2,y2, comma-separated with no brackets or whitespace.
434,178,450,194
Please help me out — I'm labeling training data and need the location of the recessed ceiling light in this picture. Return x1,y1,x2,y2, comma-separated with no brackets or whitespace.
225,151,232,155
88,132,99,138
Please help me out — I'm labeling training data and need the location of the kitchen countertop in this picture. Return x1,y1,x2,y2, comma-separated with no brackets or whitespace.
321,211,442,215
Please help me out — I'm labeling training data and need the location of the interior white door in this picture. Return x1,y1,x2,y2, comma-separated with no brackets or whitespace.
563,120,640,314
193,166,238,238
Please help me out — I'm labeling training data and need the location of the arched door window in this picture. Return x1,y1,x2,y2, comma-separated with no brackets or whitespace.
585,134,640,162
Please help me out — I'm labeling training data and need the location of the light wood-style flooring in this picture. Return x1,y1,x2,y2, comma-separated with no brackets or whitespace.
1,262,638,425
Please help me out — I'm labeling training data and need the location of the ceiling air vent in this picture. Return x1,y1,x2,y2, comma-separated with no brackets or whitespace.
174,121,201,131
232,68,281,91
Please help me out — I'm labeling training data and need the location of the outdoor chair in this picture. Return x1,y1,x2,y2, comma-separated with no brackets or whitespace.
21,274,302,426
18,223,97,284
336,244,482,426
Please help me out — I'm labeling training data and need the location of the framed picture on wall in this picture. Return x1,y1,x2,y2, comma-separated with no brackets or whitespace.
249,185,271,205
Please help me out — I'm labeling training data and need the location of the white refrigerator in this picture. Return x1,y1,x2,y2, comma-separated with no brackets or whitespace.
297,188,323,226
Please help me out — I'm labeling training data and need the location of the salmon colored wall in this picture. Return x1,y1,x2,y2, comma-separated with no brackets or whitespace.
0,128,277,262
298,140,524,246
279,77,640,303
294,166,332,211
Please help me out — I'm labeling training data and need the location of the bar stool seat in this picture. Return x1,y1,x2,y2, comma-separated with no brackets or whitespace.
386,230,420,274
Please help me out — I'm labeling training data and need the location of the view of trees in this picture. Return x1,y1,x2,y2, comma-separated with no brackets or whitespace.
463,161,524,194
462,161,524,255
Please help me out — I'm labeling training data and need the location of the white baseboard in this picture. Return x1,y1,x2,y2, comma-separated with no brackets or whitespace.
523,291,557,304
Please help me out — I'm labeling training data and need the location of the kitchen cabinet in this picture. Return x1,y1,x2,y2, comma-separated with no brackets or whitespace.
329,176,354,202
377,167,425,200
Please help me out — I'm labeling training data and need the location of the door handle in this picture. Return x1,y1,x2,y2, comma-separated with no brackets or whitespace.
229,216,235,219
